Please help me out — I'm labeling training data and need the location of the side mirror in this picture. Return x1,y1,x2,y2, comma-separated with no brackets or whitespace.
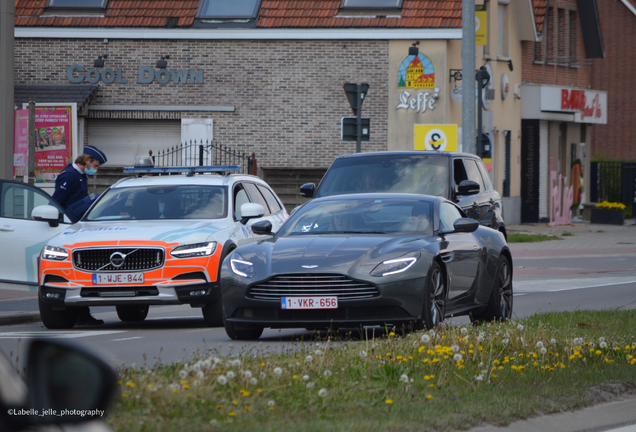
32,205,62,228
251,220,273,235
240,203,265,225
457,180,480,196
453,218,480,233
25,339,116,427
299,183,315,198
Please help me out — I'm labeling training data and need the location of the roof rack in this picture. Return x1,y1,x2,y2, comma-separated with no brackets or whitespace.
123,165,240,176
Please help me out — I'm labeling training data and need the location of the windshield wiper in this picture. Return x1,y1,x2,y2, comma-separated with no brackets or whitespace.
333,231,386,234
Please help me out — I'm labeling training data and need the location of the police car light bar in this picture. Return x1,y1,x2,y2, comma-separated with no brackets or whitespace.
123,165,241,175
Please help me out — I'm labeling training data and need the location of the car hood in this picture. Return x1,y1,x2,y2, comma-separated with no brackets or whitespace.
47,220,229,247
239,234,436,277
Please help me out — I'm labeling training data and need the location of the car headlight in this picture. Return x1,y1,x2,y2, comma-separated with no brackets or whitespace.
370,254,419,277
230,257,254,278
42,245,68,261
171,242,217,258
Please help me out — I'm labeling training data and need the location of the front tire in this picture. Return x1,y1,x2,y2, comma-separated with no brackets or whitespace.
421,261,446,330
116,305,149,322
224,314,263,340
473,255,513,322
39,297,79,329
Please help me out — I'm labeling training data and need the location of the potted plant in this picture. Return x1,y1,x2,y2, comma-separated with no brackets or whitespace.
590,201,626,225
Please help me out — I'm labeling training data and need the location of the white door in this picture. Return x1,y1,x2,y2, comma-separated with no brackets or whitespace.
181,119,214,166
0,181,70,290
87,119,181,166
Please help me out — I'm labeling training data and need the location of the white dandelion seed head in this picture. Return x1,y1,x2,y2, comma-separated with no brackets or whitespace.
259,372,266,379
196,371,204,379
536,341,544,348
315,349,322,355
306,382,315,389
451,345,460,353
268,400,275,407
502,338,510,344
400,374,409,383
306,355,313,362
421,334,431,343
550,339,557,345
178,370,188,380
249,378,258,386
600,342,607,348
193,362,202,372
478,362,485,368
540,347,547,355
210,419,218,425
226,371,235,379
303,375,310,381
243,371,252,379
274,367,283,376
318,388,328,398
360,350,367,358
460,327,468,335
193,380,200,387
217,375,227,385
599,337,605,343
202,360,212,369
477,332,485,342
454,354,463,362
232,359,241,368
517,324,524,331
429,330,437,338
475,375,483,381
324,370,332,378
410,378,414,383
213,357,221,366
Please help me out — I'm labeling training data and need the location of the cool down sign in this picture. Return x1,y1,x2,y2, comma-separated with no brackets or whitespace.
66,65,204,85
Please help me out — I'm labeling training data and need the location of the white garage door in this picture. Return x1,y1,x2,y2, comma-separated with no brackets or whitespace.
87,119,181,167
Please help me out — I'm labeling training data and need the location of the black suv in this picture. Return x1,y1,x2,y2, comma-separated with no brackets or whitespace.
300,151,506,239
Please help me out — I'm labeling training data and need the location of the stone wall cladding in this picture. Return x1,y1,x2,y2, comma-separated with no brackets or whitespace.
15,38,389,168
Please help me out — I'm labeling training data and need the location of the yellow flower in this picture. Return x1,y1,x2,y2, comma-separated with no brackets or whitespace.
293,375,299,379
260,362,265,366
117,380,122,385
429,384,435,388
245,405,251,412
418,346,425,353
424,375,430,380
216,405,223,409
229,412,236,417
385,399,393,405
172,388,179,393
126,381,135,387
232,400,239,406
426,394,432,399
596,350,602,355
121,393,128,398
182,384,190,389
389,332,396,336
257,388,262,393
180,379,187,384
240,389,250,397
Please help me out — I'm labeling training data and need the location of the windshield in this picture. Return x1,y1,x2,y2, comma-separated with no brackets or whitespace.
85,185,228,221
315,154,449,199
278,198,434,237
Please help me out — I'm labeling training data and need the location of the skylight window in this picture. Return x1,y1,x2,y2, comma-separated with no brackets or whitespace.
340,0,404,8
46,0,108,9
197,0,262,19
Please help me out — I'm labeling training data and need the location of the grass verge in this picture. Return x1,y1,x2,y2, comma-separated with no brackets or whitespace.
109,310,636,432
507,233,562,243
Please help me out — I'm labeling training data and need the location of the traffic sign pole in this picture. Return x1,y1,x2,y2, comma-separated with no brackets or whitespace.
356,84,362,153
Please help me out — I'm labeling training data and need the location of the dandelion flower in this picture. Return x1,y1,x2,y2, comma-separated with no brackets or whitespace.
461,327,468,335
232,359,241,368
550,339,557,344
426,394,432,399
196,371,204,379
315,349,322,355
243,371,252,379
385,398,393,405
478,362,485,368
451,345,459,353
502,338,509,344
360,351,367,358
540,347,547,355
178,370,188,380
249,378,258,385
454,354,463,362
421,334,431,343
306,382,315,389
210,419,218,425
429,330,436,338
274,367,282,376
324,370,332,378
318,388,328,398
599,337,605,343
217,375,228,385
517,324,524,331
475,375,483,381
306,355,313,362
400,374,409,383
268,400,275,407
303,375,310,381
227,371,235,379
600,342,607,348
536,341,544,348
259,372,266,379
192,362,202,372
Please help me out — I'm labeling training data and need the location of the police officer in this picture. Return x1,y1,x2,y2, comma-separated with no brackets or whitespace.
52,145,108,326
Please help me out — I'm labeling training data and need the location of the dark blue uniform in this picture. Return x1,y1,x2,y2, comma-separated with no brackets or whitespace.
52,164,88,210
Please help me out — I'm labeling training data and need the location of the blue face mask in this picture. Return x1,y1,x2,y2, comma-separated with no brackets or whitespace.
85,167,97,175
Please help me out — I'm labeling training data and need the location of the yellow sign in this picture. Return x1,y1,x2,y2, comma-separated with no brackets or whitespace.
414,125,458,152
475,5,487,46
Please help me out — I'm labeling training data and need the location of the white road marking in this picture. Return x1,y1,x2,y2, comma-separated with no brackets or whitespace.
111,336,143,341
515,277,636,293
0,330,126,339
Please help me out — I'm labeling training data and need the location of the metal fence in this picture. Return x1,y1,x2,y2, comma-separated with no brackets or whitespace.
152,140,255,174
590,161,636,217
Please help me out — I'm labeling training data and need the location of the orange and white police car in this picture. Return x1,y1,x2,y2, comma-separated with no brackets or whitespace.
38,166,288,329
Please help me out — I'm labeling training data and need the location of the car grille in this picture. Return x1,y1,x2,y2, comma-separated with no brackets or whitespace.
73,248,165,272
247,274,380,301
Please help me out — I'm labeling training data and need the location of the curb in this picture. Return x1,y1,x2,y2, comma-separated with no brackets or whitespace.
0,312,41,326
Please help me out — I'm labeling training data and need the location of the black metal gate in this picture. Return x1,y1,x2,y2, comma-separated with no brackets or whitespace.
153,140,254,175
590,161,636,217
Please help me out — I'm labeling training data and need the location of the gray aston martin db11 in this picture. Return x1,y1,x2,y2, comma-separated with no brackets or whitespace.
220,194,513,340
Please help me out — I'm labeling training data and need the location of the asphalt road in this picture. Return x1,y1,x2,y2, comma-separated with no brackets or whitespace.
0,252,635,368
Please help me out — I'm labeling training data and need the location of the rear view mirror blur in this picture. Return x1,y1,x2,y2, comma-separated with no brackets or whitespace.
456,180,480,196
299,183,315,198
32,205,62,228
25,339,117,427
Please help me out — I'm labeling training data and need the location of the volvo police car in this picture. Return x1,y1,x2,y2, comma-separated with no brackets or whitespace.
37,165,288,329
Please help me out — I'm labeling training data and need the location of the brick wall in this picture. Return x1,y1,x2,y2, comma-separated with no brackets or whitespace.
590,1,636,160
15,39,389,169
522,0,592,88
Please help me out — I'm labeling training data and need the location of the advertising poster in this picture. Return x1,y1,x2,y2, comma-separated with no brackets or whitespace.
475,5,487,46
13,109,29,177
33,106,73,183
414,124,458,152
